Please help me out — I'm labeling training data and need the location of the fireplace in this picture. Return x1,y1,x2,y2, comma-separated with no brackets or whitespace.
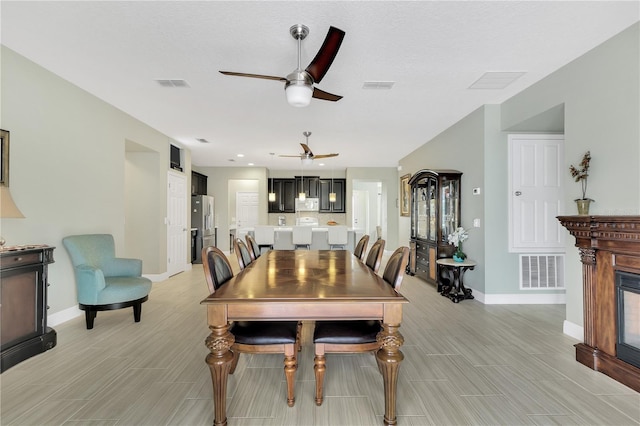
558,215,640,392
616,271,640,369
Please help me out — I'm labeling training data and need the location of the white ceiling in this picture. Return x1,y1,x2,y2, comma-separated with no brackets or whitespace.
2,1,638,171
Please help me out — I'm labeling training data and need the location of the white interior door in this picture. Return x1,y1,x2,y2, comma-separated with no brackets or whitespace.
167,171,187,276
509,134,565,252
352,190,370,235
236,192,259,229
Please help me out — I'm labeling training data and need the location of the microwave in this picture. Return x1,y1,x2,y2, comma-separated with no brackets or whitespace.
295,198,319,212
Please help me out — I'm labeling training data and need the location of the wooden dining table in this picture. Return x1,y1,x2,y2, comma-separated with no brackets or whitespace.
201,249,409,426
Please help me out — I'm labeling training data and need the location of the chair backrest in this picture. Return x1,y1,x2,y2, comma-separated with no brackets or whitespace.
354,234,369,260
382,246,410,290
62,234,116,268
365,238,385,273
292,226,313,245
245,234,260,260
327,226,348,246
254,226,275,245
202,246,234,294
234,238,253,270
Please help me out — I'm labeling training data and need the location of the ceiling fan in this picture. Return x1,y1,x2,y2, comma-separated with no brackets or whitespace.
219,24,345,107
280,131,338,164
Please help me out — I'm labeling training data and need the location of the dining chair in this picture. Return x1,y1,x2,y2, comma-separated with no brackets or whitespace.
327,225,348,250
234,238,253,270
254,225,275,253
245,234,261,260
201,246,300,407
312,246,410,406
353,234,370,260
292,226,313,250
365,238,386,273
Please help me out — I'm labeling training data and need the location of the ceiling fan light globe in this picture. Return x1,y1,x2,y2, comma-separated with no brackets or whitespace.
285,84,313,107
301,157,313,166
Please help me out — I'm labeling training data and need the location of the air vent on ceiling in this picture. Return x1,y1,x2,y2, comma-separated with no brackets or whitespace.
468,72,525,90
155,79,190,88
363,81,395,90
196,138,209,143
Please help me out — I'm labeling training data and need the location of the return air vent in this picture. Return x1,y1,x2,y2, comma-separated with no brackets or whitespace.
520,254,564,289
155,79,190,88
362,81,395,90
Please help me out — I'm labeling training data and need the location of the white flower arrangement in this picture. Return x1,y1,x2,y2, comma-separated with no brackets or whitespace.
447,227,469,248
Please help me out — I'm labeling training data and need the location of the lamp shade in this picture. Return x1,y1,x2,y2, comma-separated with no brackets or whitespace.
298,192,306,201
285,84,313,107
0,186,25,218
268,192,276,202
329,192,337,203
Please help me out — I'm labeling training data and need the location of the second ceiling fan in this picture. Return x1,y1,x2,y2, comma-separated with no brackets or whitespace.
220,24,345,107
280,131,339,164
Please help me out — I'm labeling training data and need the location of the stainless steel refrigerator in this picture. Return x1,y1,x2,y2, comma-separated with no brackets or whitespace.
191,195,215,263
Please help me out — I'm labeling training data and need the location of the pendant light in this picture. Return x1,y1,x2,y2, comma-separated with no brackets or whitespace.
298,167,306,201
268,153,276,202
329,167,336,203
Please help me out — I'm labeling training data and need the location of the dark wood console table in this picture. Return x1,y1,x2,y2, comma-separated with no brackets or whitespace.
1,245,56,372
558,216,640,392
436,258,475,303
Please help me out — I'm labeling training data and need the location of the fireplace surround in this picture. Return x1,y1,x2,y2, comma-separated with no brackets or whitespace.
558,215,640,392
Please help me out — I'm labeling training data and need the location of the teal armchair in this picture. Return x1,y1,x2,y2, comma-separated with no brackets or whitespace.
62,234,152,329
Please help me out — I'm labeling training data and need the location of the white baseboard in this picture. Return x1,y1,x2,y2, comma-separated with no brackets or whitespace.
563,320,584,341
48,305,83,326
471,289,566,304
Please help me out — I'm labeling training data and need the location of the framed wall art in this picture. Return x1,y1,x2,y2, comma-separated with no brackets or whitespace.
400,173,411,217
1,129,9,187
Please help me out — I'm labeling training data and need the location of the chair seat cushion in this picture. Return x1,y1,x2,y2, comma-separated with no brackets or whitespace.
313,320,381,344
231,321,298,345
96,276,152,305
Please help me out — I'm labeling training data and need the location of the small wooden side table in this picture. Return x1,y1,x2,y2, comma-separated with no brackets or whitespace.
436,258,476,303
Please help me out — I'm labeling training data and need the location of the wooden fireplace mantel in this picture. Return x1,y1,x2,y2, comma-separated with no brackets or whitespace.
558,215,640,392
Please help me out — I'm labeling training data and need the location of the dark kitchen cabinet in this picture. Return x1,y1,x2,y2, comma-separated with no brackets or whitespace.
319,179,346,213
295,176,320,198
191,171,208,195
268,179,296,213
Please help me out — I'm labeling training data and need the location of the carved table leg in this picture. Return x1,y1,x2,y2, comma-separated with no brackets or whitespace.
205,323,235,426
376,323,404,426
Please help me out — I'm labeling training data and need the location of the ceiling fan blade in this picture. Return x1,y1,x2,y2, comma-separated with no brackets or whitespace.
300,143,314,156
312,153,339,159
219,71,286,82
305,26,345,84
279,154,304,158
312,87,343,102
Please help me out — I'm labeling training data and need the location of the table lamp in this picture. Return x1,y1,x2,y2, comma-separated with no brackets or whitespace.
0,185,25,249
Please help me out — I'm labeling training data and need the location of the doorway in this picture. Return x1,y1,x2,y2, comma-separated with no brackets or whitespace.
352,180,384,241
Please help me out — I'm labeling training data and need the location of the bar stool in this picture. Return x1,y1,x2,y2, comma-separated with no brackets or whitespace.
254,226,275,254
327,226,348,250
292,226,313,250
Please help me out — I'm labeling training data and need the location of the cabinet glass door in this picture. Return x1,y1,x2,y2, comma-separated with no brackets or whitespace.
428,179,437,241
416,186,428,239
440,178,459,242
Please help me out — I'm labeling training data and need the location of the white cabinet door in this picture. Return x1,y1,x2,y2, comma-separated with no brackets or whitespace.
509,134,565,252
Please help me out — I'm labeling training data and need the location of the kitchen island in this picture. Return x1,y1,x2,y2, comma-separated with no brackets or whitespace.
240,227,363,252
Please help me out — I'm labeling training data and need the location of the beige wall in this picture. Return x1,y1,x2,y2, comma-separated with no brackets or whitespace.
1,46,180,316
398,23,640,332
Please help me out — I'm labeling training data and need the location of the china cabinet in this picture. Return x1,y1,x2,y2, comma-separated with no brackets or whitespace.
408,169,462,288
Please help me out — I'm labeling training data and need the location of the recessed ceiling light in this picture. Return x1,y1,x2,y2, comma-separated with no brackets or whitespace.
318,163,325,166
468,72,526,89
237,154,244,158
155,79,190,88
248,163,254,166
363,81,395,90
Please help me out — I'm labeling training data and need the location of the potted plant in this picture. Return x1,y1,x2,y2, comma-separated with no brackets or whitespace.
447,227,469,262
569,151,593,215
